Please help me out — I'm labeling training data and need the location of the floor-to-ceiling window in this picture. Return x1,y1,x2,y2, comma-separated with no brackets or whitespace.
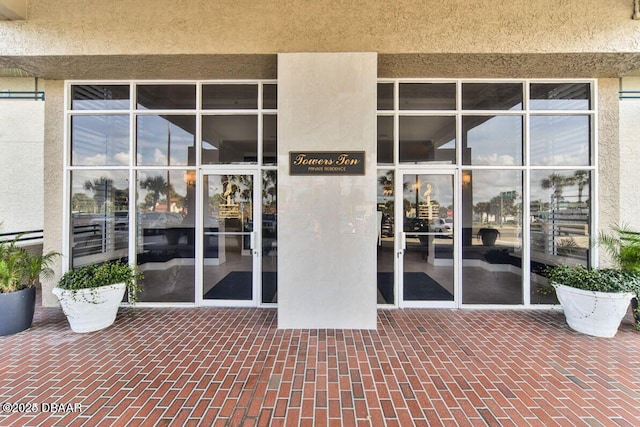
65,78,593,308
376,80,595,307
65,81,277,306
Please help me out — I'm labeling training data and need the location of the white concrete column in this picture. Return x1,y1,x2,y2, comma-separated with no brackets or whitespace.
277,53,378,329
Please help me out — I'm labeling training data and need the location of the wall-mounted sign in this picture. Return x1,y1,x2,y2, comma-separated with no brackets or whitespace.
289,151,365,175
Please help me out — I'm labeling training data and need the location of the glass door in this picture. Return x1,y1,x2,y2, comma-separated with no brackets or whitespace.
377,170,396,305
201,171,259,306
397,170,457,307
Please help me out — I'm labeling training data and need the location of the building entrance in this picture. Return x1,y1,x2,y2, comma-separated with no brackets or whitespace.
200,171,261,306
199,170,278,306
397,170,456,307
377,169,458,308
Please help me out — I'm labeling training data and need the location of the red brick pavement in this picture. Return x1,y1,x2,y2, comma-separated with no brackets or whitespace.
1,301,639,426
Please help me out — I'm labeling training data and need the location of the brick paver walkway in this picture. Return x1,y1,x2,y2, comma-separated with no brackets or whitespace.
1,301,639,426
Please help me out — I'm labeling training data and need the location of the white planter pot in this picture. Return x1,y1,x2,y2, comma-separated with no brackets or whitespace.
554,283,634,338
52,283,126,333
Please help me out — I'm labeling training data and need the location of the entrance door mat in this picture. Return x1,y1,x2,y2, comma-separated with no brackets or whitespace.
377,272,395,304
404,272,453,300
377,272,453,302
203,271,277,301
262,272,277,303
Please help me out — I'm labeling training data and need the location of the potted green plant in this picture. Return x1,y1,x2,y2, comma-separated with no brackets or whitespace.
0,232,59,336
598,223,640,329
53,260,142,333
545,264,640,337
477,227,500,246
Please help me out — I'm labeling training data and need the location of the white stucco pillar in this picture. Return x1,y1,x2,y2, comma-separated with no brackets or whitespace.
277,53,378,329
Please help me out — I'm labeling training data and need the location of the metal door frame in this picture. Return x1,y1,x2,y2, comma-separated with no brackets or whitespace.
198,168,261,307
396,168,460,308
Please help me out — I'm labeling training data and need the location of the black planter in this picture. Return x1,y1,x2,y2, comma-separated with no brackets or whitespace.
478,228,500,247
0,287,36,336
632,297,640,329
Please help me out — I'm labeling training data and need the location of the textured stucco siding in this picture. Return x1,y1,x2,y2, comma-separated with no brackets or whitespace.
0,76,40,91
3,0,640,55
41,79,63,307
597,78,621,266
1,1,640,79
0,77,44,235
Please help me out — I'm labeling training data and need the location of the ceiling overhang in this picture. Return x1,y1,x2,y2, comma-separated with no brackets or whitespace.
0,0,27,21
0,55,279,80
378,53,640,78
2,52,640,81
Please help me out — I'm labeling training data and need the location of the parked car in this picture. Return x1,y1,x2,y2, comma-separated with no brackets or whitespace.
432,218,453,236
404,218,429,232
140,212,183,229
89,211,129,229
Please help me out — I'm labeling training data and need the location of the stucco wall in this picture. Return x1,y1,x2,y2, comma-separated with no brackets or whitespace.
2,0,639,55
1,1,640,79
41,79,63,307
0,77,43,235
0,76,40,91
598,78,622,266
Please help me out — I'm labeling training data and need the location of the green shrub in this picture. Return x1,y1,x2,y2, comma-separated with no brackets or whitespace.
0,232,58,293
545,264,640,295
599,223,640,273
58,261,143,303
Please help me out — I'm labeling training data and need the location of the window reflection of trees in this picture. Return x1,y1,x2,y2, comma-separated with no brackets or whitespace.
263,170,277,210
473,193,521,227
139,176,173,212
71,174,129,266
82,177,128,213
531,170,590,263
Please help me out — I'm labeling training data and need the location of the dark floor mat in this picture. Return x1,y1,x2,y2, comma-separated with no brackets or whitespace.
377,272,453,302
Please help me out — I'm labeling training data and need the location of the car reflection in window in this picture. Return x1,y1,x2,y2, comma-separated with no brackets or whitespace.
431,218,453,237
140,212,184,229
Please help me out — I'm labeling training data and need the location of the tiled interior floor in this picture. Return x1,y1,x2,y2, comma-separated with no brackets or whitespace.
1,298,640,426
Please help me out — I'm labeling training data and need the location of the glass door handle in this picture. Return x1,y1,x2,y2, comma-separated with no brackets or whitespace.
250,232,259,256
397,232,406,257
